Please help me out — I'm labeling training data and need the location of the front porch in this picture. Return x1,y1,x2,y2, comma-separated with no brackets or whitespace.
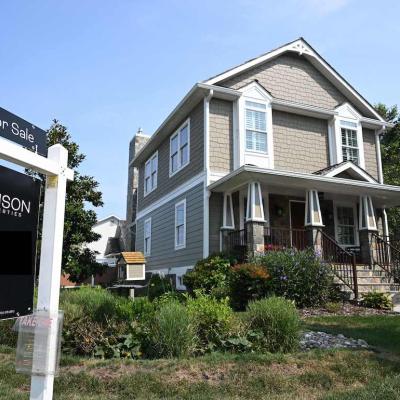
208,164,400,298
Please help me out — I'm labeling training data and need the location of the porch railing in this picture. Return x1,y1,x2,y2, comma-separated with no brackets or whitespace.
317,228,358,298
371,233,400,283
264,227,307,251
227,229,247,261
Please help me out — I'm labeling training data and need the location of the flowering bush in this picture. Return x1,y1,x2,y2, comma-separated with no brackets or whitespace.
253,249,334,308
229,263,271,310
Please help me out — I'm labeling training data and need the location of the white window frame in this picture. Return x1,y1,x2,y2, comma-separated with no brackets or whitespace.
169,119,190,177
174,199,186,250
333,202,359,247
144,217,152,256
236,82,274,169
144,151,158,196
329,103,365,169
244,101,268,154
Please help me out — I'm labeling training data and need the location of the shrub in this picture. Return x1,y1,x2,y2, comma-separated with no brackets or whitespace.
246,297,300,353
361,292,393,310
145,300,195,358
254,249,334,308
147,274,174,301
186,291,233,352
183,254,233,297
229,263,271,310
325,301,342,313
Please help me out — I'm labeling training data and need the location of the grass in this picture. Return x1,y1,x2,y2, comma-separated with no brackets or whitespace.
1,315,400,399
304,315,400,355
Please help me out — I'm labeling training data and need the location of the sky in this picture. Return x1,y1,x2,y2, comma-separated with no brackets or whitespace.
0,0,398,220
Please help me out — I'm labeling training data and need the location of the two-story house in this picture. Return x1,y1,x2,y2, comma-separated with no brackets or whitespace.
128,38,400,297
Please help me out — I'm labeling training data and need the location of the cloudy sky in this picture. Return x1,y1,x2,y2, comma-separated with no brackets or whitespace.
0,0,398,219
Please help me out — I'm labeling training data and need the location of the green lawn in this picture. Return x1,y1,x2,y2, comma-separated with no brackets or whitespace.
1,316,400,399
304,315,400,355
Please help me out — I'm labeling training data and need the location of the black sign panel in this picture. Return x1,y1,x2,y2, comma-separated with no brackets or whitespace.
0,107,47,156
0,166,41,320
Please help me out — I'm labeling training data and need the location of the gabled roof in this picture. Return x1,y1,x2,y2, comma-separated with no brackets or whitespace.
313,161,378,183
204,38,385,122
121,252,146,264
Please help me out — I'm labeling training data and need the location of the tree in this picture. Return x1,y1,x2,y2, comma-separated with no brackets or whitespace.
375,103,400,237
30,120,106,282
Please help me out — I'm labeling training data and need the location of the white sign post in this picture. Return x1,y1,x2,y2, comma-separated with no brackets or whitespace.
0,138,74,400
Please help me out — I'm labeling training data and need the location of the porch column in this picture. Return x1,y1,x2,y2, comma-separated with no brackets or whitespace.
304,189,324,253
220,192,235,252
245,182,265,255
359,195,378,265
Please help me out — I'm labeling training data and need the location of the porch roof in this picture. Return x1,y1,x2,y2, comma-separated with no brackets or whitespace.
208,165,400,208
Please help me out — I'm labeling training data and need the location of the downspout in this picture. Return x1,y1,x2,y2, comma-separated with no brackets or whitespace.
376,127,390,238
203,89,214,258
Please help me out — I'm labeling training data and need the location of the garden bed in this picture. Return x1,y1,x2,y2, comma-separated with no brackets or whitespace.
300,303,397,318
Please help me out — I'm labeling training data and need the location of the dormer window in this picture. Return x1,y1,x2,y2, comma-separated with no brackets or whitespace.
245,101,267,153
341,120,359,164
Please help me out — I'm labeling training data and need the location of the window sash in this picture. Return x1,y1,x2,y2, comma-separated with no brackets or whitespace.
144,219,151,255
170,122,190,175
341,127,359,164
245,104,267,153
337,207,355,245
175,201,186,248
144,153,158,194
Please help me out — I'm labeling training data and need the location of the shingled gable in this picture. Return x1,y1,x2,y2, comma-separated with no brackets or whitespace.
204,38,385,122
313,161,377,183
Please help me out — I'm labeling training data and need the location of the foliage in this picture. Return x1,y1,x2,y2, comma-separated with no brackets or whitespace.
147,274,174,301
375,104,400,237
246,297,300,353
145,300,196,358
229,263,271,310
324,302,342,313
254,249,335,308
183,254,233,298
186,291,234,352
360,292,393,310
0,320,17,347
27,120,105,282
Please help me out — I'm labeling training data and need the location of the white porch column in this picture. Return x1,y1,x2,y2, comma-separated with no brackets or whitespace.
245,182,265,254
359,195,377,265
220,192,235,252
305,189,323,252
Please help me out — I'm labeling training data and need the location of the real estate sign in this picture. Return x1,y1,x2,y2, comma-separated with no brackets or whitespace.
0,107,47,156
0,165,41,320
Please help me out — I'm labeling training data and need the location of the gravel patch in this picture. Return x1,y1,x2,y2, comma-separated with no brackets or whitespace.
300,331,369,351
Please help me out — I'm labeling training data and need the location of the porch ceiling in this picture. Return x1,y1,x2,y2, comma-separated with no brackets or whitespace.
208,166,400,208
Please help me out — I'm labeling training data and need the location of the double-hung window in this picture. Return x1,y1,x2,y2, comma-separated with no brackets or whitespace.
245,101,267,153
144,152,158,195
170,121,190,176
144,218,151,256
341,121,359,164
336,206,356,246
175,199,186,250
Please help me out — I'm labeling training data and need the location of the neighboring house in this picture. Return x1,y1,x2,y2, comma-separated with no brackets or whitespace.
128,38,400,297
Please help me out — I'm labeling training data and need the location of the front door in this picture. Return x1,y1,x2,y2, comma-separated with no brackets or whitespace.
290,201,305,249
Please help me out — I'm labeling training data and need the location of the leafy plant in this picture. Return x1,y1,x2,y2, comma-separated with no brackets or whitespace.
361,292,393,310
183,254,233,297
186,291,233,352
145,300,196,358
246,297,300,353
229,263,271,310
325,302,342,313
253,249,335,308
147,274,174,301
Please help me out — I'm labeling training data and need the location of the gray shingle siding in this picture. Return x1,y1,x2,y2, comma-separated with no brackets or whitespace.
137,100,204,211
363,128,378,180
272,110,330,173
209,99,233,174
136,183,204,271
220,53,366,116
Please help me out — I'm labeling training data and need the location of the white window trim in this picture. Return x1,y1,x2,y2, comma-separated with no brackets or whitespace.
330,103,365,169
144,217,152,256
144,151,158,197
169,119,191,177
333,201,359,247
174,199,186,250
221,192,235,229
237,82,274,169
